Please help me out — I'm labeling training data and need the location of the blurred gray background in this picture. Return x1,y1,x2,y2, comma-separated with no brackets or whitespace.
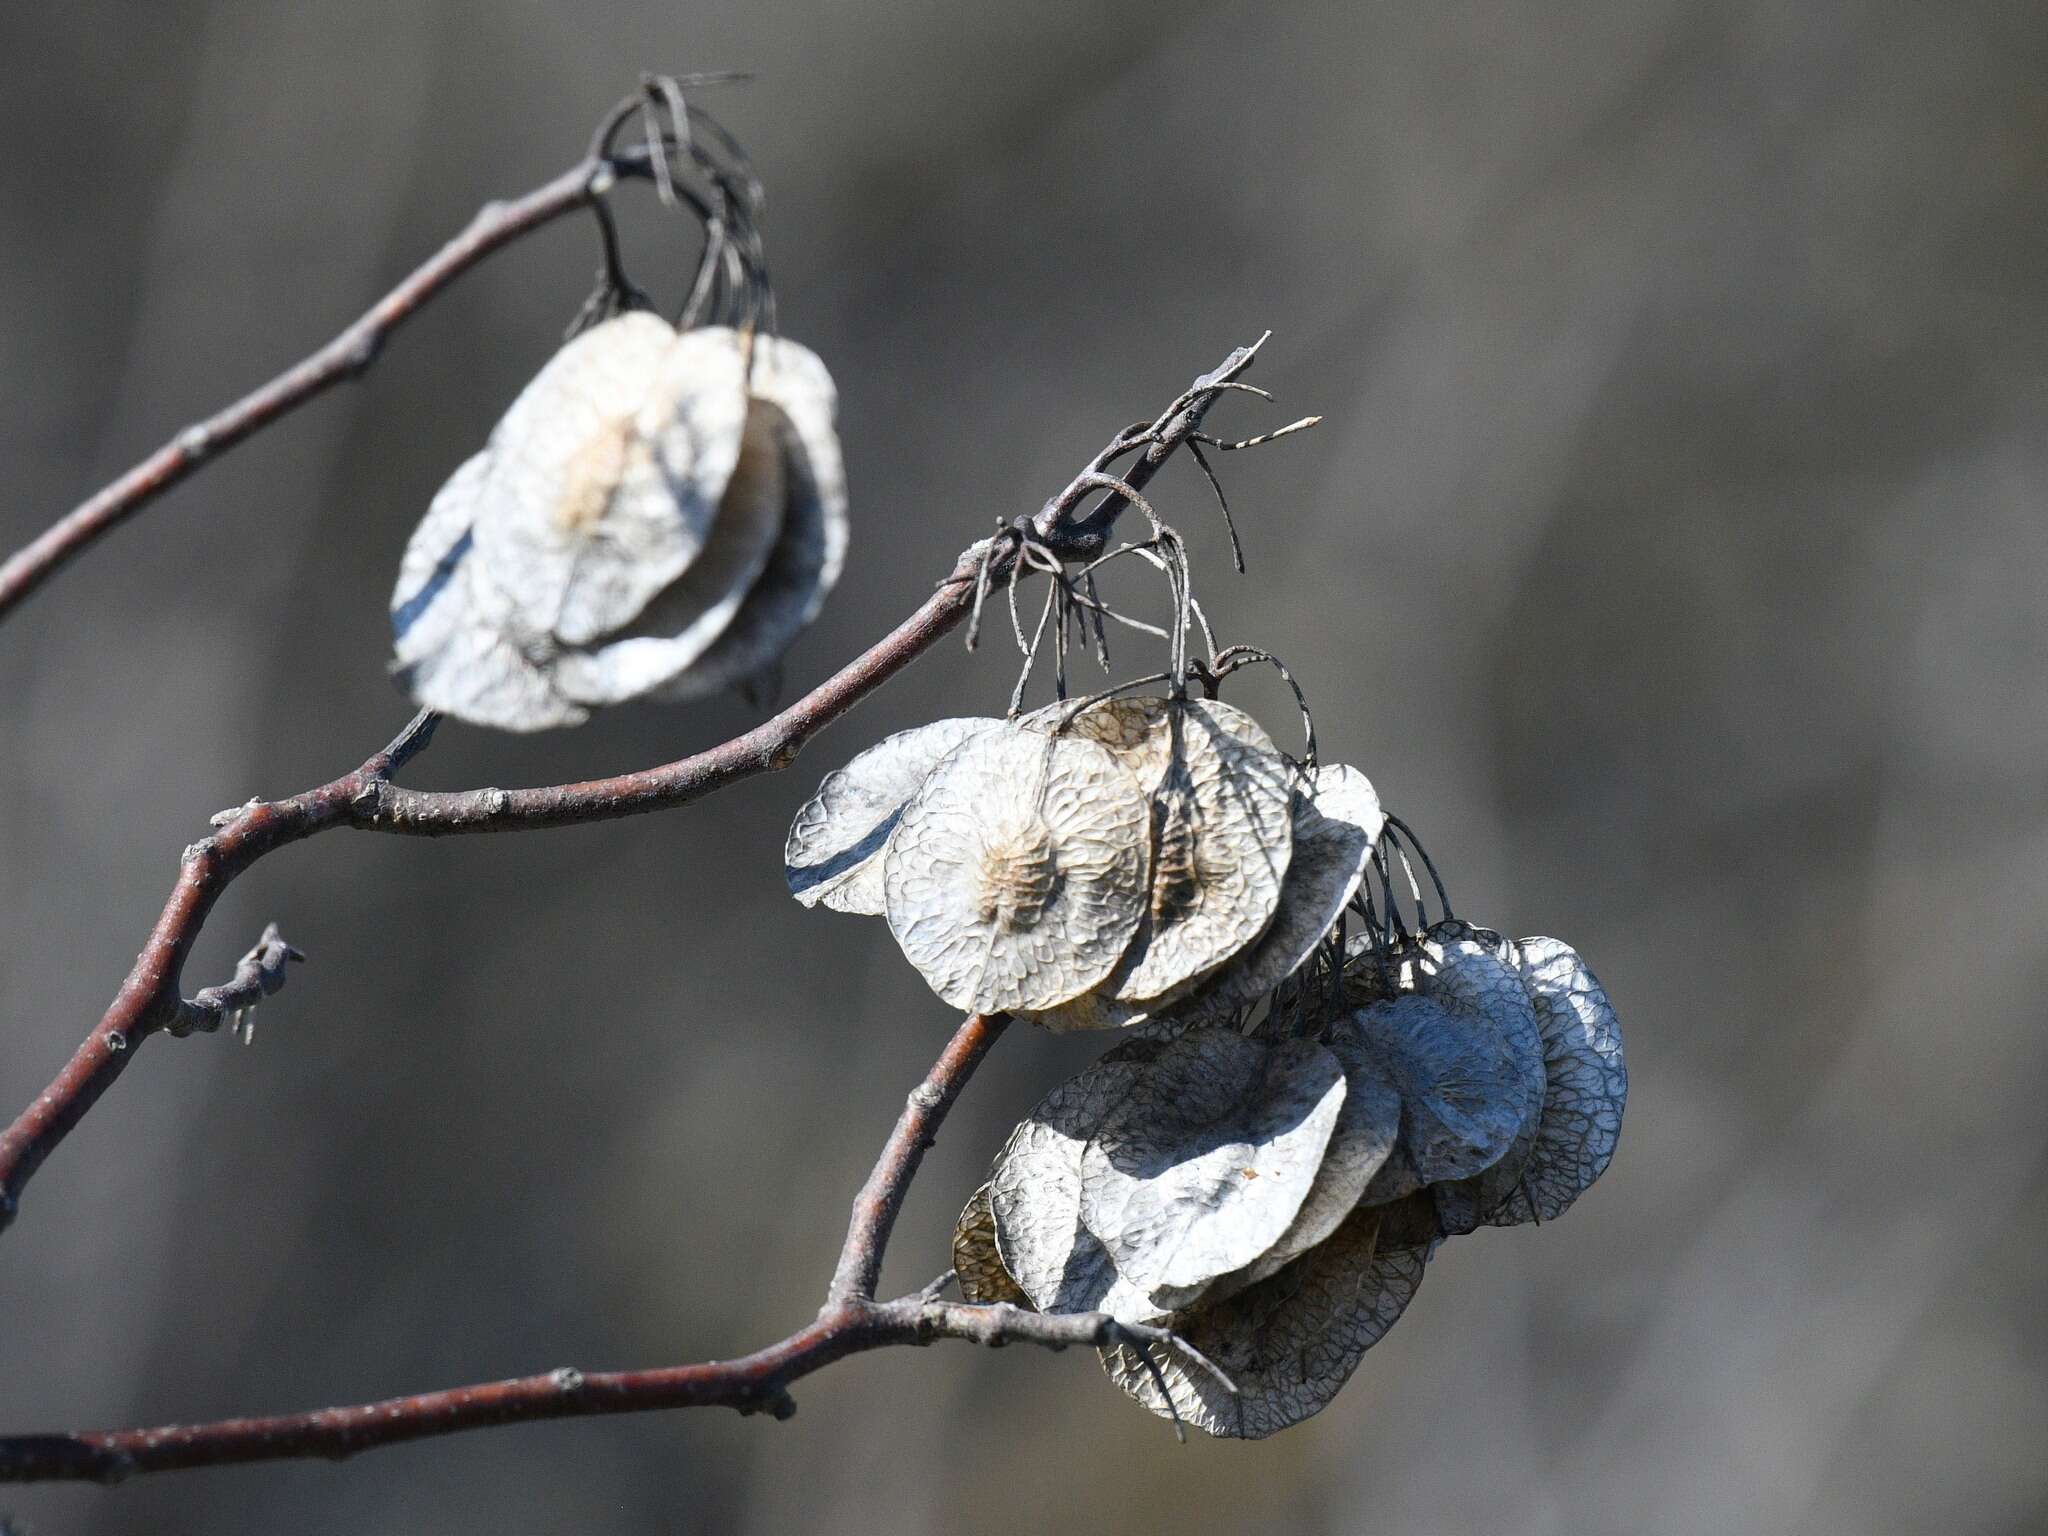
2,2,2044,1532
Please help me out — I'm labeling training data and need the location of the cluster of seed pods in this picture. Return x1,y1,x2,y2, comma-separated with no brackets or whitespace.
784,697,1377,1021
388,314,847,730
788,694,1626,1438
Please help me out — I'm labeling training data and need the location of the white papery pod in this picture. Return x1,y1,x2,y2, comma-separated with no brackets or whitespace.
987,1055,1173,1325
1227,1029,1403,1289
468,316,749,648
1418,929,1549,1234
1017,698,1295,1025
656,335,849,702
953,1183,1029,1307
883,726,1153,1013
1099,1209,1428,1439
1078,1031,1346,1307
1483,936,1626,1226
1177,763,1384,1026
784,718,1001,914
546,397,788,704
389,453,588,731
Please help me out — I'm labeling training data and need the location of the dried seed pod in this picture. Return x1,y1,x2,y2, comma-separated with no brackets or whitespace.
389,453,588,731
883,726,1152,1014
1484,936,1626,1226
987,1057,1173,1324
655,335,849,703
469,316,749,648
1228,1031,1403,1288
1018,697,1295,1025
1099,1209,1428,1439
546,395,788,704
784,718,1000,914
1342,989,1533,1202
1078,1032,1347,1306
1418,930,1549,1234
953,1183,1028,1307
1177,763,1383,1025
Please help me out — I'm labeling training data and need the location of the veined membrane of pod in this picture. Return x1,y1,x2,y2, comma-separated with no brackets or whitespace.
1224,1031,1403,1291
389,451,588,731
1341,988,1533,1201
546,393,789,705
469,315,749,649
1099,1208,1428,1439
1416,928,1548,1234
882,725,1152,1014
784,718,1001,915
1077,1031,1346,1305
655,333,849,703
987,1056,1174,1325
953,1183,1028,1307
1484,935,1626,1226
1175,762,1383,1025
1017,697,1295,1023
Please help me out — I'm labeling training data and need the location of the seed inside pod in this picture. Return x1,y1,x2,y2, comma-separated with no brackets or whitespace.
784,718,1001,915
1484,935,1626,1226
883,726,1152,1014
1098,1208,1429,1439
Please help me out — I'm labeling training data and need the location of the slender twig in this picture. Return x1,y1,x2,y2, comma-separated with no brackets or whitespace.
0,141,689,624
829,1012,1010,1303
165,921,305,1040
0,1011,1211,1484
0,343,1264,1239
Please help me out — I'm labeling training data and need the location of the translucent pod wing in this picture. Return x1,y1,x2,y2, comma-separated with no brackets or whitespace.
987,1058,1171,1325
1100,1209,1428,1439
389,452,587,731
953,1183,1028,1307
883,726,1152,1013
1418,929,1549,1233
469,316,748,647
1341,992,1531,1187
1425,933,1548,1236
1078,1032,1346,1302
1177,763,1383,1025
547,396,788,704
1485,935,1626,1225
656,335,849,703
784,718,1001,914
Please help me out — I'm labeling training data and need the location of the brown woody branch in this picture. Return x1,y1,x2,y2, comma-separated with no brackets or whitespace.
0,1010,1219,1483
